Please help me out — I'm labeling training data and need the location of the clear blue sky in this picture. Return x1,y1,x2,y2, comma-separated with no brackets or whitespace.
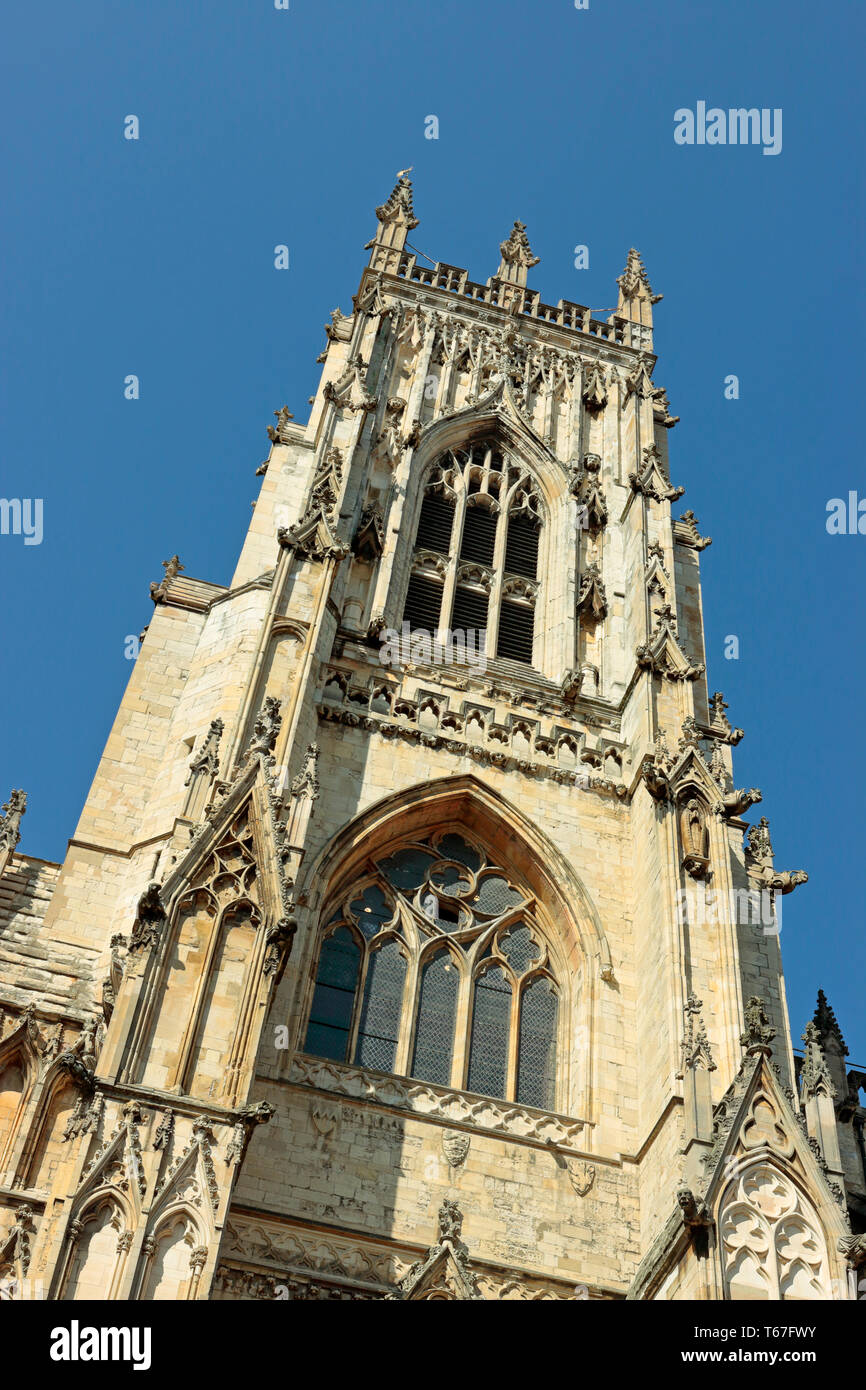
1,1,863,1060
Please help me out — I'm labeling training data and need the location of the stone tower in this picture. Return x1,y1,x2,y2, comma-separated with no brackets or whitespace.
0,176,863,1302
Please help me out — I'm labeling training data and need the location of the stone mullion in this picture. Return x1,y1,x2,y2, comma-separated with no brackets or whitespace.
485,496,509,661
506,976,521,1102
394,946,419,1077
451,965,473,1090
346,943,371,1066
438,488,465,640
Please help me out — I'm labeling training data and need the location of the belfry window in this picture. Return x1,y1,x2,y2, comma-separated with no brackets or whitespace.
302,831,560,1109
402,442,543,667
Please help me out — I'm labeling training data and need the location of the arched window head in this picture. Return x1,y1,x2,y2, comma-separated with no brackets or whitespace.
403,441,542,669
303,829,560,1108
719,1162,832,1301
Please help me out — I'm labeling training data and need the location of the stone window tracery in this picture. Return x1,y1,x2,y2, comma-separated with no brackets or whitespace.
402,442,542,667
719,1162,832,1300
303,831,559,1108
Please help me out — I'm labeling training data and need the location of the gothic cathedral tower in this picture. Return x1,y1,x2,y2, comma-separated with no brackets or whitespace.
1,177,863,1302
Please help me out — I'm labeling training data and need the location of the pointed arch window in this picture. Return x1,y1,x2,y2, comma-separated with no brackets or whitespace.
402,442,543,667
302,831,560,1109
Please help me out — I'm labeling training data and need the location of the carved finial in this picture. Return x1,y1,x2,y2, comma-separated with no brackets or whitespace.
813,989,848,1057
617,248,662,306
366,173,419,273
185,719,224,786
576,563,608,622
496,220,540,286
375,173,419,231
678,993,716,1076
746,816,774,867
740,995,776,1055
290,743,320,801
246,696,282,760
800,1020,836,1100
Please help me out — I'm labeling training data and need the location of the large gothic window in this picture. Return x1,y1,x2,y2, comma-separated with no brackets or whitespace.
302,831,559,1109
402,442,542,667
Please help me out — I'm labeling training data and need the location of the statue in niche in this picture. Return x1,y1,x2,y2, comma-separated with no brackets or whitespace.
680,797,710,878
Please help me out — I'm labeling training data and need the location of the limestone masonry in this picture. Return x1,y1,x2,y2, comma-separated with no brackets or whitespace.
1,178,863,1301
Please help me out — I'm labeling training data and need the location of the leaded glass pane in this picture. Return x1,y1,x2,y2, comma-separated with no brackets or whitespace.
429,863,471,896
516,977,557,1110
437,834,482,871
350,883,393,937
355,939,407,1073
467,965,511,1100
411,950,458,1086
472,874,524,917
500,923,540,975
379,847,436,892
304,927,360,1062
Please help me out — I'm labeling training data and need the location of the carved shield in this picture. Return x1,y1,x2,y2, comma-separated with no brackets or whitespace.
442,1130,470,1169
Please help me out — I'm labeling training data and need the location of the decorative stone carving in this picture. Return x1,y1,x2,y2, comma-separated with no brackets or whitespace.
740,996,776,1055
709,691,744,744
246,696,282,760
837,1233,866,1269
290,743,320,801
374,174,419,232
799,1021,836,1101
617,249,662,306
675,510,712,550
0,789,26,853
496,220,539,284
719,1163,832,1300
629,444,685,504
679,798,709,878
569,452,608,532
225,1101,275,1166
576,564,607,621
566,1159,596,1196
394,1201,483,1301
581,360,607,412
149,555,184,603
290,1054,588,1151
635,605,705,682
717,787,762,818
441,1130,470,1172
323,355,377,413
153,1108,175,1151
745,817,808,895
185,719,224,786
678,994,716,1076
266,406,294,445
351,503,385,562
129,881,167,953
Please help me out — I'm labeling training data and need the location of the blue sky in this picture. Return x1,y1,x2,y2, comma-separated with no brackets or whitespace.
1,0,863,1059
